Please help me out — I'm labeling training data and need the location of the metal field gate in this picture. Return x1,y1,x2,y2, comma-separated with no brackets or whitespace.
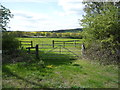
38,40,83,58
20,40,85,59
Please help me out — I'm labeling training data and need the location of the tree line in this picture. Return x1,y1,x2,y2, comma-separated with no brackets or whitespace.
10,31,83,39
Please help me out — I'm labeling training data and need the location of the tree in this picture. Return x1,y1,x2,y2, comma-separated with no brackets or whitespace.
0,4,13,31
57,33,62,37
1,4,20,53
81,2,120,46
50,33,57,37
80,2,120,64
45,32,51,37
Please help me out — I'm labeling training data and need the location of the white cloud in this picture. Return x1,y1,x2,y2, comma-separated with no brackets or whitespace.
8,10,82,31
58,0,84,15
4,0,84,31
13,10,49,21
8,10,52,31
54,0,84,28
8,10,80,31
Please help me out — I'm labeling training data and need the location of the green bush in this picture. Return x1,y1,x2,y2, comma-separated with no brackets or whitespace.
85,41,119,65
2,32,20,54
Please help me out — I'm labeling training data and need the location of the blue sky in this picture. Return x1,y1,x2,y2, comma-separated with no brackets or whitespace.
1,0,85,31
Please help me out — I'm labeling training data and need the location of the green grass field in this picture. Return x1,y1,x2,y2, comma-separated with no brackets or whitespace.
19,37,83,49
2,38,119,88
18,37,82,45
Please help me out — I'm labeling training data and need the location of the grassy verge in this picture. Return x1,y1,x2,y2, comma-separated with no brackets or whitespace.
2,50,119,88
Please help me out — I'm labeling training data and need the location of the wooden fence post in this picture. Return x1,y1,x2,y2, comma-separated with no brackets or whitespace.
52,40,54,48
63,42,65,47
31,41,33,47
36,44,39,59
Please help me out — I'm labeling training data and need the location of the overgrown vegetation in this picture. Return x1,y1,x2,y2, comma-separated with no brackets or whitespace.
80,2,120,64
2,32,20,54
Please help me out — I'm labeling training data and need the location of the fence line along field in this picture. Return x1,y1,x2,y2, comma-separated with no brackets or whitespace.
18,37,83,47
18,37,84,58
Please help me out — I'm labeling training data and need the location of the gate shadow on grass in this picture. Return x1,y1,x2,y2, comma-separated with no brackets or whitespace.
2,49,77,88
2,66,44,88
39,50,77,66
3,48,77,66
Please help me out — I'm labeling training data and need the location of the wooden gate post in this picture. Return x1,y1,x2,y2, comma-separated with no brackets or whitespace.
31,41,33,47
28,47,30,53
81,43,85,57
52,40,54,48
36,44,39,59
